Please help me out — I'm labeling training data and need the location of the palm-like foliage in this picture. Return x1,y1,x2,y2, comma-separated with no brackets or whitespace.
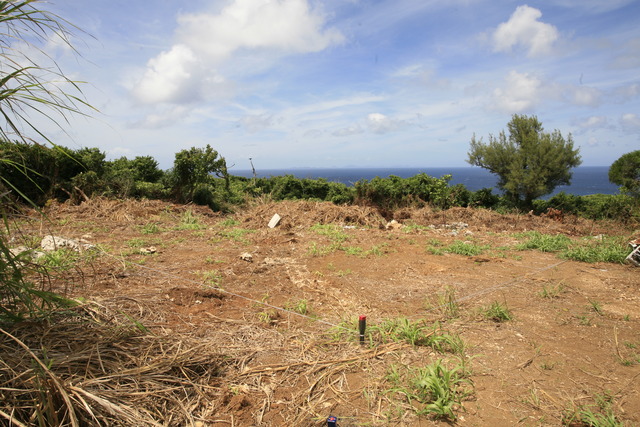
1,0,91,322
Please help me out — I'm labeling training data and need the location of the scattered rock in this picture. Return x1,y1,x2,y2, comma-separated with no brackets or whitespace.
41,235,80,252
268,213,281,228
385,219,403,230
239,252,253,262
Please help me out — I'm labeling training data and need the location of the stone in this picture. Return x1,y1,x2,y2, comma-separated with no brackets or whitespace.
385,220,403,230
140,246,157,255
41,235,81,252
268,213,281,228
239,252,253,262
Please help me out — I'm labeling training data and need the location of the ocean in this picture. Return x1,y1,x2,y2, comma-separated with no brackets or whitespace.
231,166,620,197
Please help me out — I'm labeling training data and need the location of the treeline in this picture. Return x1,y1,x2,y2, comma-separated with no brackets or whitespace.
0,140,636,222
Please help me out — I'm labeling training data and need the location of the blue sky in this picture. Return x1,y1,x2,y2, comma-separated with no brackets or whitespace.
37,0,640,171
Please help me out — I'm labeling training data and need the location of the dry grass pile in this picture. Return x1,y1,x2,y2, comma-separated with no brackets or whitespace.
0,303,224,426
239,200,386,229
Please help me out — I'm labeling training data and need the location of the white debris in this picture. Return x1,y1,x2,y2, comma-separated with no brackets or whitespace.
40,235,95,252
239,253,253,262
268,213,281,228
385,220,403,230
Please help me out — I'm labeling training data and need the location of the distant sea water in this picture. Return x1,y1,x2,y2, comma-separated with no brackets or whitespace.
231,166,619,198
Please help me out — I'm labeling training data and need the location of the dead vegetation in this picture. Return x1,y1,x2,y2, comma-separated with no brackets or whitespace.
1,198,639,426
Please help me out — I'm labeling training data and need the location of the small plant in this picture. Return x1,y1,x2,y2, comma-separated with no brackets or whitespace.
286,299,311,315
219,218,239,227
386,359,471,420
140,223,160,234
561,236,628,263
198,270,223,287
481,301,512,322
257,309,278,325
39,248,79,271
425,286,460,319
176,209,204,230
539,281,566,298
307,242,339,257
540,361,556,370
216,227,255,243
516,231,571,252
577,315,592,326
563,391,623,427
310,223,349,243
445,240,489,256
588,299,604,316
335,269,352,277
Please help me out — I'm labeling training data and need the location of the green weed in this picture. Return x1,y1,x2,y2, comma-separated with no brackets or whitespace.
176,209,204,230
286,299,311,315
386,359,471,420
481,301,512,322
515,231,571,252
310,223,349,242
198,270,223,287
445,240,489,256
140,222,160,234
588,299,604,316
425,286,460,319
539,281,566,298
563,392,622,427
560,236,628,263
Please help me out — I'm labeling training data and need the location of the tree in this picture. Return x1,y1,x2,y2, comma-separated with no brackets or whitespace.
467,114,581,209
609,150,640,198
172,144,228,203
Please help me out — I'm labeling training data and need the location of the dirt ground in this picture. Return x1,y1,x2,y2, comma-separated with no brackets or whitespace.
15,198,640,426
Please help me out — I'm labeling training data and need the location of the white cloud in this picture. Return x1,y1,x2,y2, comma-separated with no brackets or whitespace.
134,0,344,106
133,44,202,104
239,114,276,133
128,105,191,129
367,113,403,134
177,0,344,59
492,71,541,113
575,116,608,129
620,113,640,132
567,86,603,107
332,125,364,137
492,5,559,57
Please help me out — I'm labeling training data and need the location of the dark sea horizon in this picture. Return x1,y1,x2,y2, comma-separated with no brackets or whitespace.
231,166,620,198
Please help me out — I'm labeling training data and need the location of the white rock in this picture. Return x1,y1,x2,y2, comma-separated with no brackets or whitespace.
239,253,253,262
268,213,281,228
41,235,80,252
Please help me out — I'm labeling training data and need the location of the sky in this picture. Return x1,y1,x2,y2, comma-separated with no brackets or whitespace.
32,0,640,171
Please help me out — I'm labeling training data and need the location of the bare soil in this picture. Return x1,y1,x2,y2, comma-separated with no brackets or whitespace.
22,198,640,425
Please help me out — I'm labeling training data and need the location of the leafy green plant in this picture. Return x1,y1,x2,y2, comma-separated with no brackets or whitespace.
39,248,79,271
310,223,349,242
425,286,460,319
560,236,628,263
481,301,512,322
539,281,566,298
588,299,604,316
285,299,311,315
516,231,571,252
198,270,223,288
386,359,471,420
563,392,623,427
140,222,160,234
176,209,204,230
445,240,489,256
